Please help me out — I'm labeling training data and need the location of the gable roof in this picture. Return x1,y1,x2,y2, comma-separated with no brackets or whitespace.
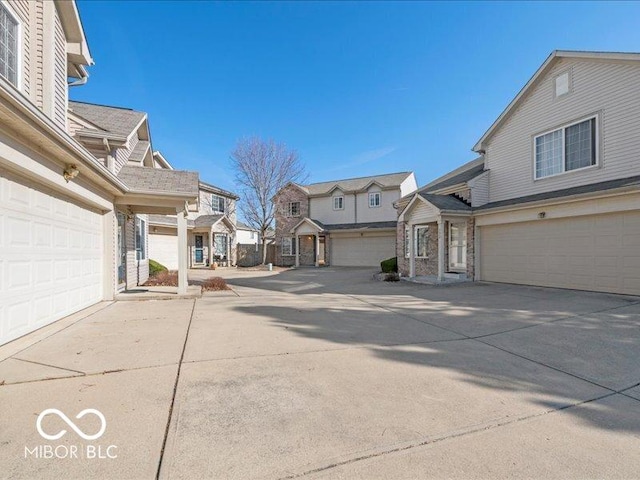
199,180,240,200
69,101,146,138
305,172,412,196
419,193,472,212
420,157,485,193
473,50,640,152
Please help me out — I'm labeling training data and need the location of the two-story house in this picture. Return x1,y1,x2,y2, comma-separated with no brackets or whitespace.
148,181,240,269
0,0,198,346
399,50,640,296
275,172,417,267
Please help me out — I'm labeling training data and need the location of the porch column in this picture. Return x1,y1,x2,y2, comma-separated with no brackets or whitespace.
314,234,320,267
437,218,445,282
177,208,188,294
409,223,415,278
295,235,300,267
227,233,231,267
208,229,213,267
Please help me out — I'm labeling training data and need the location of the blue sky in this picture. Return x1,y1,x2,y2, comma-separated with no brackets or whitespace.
72,1,640,193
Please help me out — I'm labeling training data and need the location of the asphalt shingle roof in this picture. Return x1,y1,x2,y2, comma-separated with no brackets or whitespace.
199,181,240,200
476,174,640,210
117,166,199,196
193,215,225,228
69,101,146,138
419,194,472,211
321,221,398,231
420,157,485,193
305,172,412,195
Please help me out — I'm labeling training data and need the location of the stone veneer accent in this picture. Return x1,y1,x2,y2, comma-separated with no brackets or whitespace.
274,184,309,266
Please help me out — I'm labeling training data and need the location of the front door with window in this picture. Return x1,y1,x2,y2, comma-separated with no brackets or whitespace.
449,223,467,271
195,235,204,263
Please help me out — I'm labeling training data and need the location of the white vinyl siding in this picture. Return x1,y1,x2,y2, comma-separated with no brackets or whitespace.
0,2,19,87
485,59,640,202
52,4,66,128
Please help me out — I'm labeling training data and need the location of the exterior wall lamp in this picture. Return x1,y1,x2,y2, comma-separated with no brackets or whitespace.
63,164,79,182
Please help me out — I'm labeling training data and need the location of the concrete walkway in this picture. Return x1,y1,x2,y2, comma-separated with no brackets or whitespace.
1,268,639,479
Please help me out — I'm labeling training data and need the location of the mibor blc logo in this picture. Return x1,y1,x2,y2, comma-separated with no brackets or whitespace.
24,408,117,460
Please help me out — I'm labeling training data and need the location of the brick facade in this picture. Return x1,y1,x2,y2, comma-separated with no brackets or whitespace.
274,184,309,266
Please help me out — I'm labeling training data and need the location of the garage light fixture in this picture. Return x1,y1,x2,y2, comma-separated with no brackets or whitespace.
63,164,79,182
538,212,546,219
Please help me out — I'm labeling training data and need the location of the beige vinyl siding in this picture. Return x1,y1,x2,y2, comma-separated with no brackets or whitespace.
356,187,399,223
405,199,439,224
52,4,67,129
10,0,30,95
34,0,44,110
127,134,140,164
469,172,489,207
486,58,640,203
309,191,356,225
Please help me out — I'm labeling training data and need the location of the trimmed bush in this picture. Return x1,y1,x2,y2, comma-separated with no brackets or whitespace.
202,277,231,291
380,257,398,273
144,271,177,286
149,259,168,276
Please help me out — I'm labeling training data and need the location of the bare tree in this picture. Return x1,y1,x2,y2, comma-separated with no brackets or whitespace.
231,136,307,264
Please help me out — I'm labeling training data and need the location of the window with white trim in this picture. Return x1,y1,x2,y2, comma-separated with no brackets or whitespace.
0,3,19,87
415,226,428,258
287,202,300,217
282,237,297,256
333,196,344,210
404,228,410,258
368,192,381,208
135,217,147,260
534,116,597,179
211,194,225,214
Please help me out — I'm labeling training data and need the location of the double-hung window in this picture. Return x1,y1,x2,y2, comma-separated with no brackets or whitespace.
0,3,19,87
135,217,147,260
368,192,381,208
415,226,428,258
211,194,225,214
333,196,344,210
534,117,597,179
282,237,297,256
287,202,300,217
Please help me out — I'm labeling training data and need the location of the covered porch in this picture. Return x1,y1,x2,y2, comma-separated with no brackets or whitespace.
290,218,327,267
399,193,474,283
115,167,199,294
191,215,236,268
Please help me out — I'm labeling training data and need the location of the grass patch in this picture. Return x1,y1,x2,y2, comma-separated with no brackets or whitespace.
149,259,168,276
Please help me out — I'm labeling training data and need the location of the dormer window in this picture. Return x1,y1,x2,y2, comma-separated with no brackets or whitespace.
0,3,19,87
333,196,344,210
211,194,225,214
368,192,381,208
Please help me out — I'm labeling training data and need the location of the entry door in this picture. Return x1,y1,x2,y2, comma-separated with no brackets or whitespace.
195,235,204,263
117,212,126,286
449,223,467,271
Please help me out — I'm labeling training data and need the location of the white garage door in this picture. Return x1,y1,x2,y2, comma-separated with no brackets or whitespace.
0,175,104,346
331,233,396,267
481,211,640,295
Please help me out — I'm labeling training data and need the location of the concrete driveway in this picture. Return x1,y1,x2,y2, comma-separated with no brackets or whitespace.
1,268,639,479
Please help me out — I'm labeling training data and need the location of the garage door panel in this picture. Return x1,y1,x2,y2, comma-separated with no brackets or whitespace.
0,175,104,346
481,211,640,295
332,234,395,267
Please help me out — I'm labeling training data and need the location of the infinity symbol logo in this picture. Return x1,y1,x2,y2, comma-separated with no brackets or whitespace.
36,409,107,441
